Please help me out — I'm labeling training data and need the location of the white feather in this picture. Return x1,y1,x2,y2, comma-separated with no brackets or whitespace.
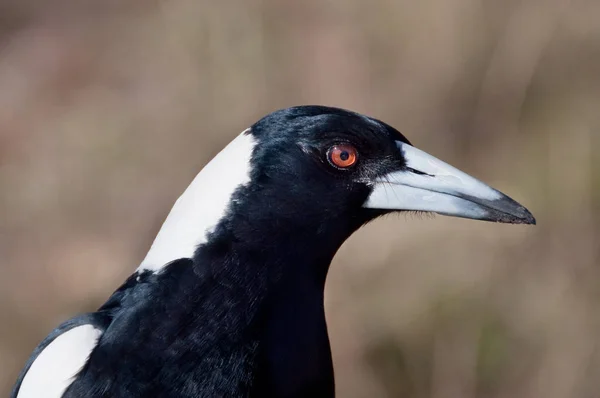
138,130,257,272
17,325,102,398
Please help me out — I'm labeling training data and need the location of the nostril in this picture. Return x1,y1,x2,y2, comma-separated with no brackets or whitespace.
406,167,434,177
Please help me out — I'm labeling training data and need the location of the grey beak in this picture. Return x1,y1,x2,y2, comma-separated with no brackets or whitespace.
363,142,536,225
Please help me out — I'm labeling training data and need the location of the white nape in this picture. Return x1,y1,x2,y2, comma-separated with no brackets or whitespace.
17,325,103,398
138,130,257,272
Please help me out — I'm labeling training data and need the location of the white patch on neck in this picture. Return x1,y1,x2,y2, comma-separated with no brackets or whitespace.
138,130,257,272
17,325,102,398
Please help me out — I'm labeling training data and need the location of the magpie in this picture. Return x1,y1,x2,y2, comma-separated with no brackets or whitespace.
12,106,535,398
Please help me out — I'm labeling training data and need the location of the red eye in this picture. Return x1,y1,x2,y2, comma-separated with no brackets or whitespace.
328,144,358,169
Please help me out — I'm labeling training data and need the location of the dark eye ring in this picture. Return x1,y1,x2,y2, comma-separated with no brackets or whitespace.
327,144,358,169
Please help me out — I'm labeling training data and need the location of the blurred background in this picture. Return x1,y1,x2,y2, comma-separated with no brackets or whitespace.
0,0,598,396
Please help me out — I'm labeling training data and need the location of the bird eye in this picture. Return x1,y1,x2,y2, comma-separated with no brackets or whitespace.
327,144,358,169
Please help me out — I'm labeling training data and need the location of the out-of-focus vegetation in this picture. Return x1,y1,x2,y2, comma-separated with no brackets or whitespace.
0,1,598,396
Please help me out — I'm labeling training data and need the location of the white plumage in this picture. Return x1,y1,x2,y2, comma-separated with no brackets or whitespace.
17,325,103,398
138,130,256,272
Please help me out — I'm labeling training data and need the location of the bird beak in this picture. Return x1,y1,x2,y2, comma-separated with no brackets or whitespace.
363,142,536,224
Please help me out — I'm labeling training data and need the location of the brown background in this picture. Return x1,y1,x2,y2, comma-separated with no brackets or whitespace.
1,1,599,397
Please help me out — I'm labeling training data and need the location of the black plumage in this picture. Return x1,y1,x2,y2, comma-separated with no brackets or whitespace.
12,106,534,398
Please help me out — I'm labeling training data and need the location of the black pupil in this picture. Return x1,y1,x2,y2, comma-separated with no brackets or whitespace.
339,151,349,161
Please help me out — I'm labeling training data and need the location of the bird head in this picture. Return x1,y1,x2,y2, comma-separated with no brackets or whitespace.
140,105,535,272
251,105,535,223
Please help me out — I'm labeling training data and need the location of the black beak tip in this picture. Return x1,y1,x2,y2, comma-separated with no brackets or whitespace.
493,202,536,225
525,211,536,225
460,193,536,225
517,209,536,225
508,198,536,225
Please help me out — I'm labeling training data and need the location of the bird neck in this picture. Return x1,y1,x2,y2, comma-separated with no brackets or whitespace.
186,177,368,396
250,257,335,397
191,215,349,396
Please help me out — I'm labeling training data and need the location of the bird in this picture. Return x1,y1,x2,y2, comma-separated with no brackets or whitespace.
11,106,535,398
